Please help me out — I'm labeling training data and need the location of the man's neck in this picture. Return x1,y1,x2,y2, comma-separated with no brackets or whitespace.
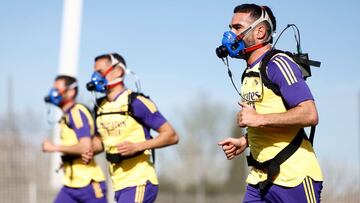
106,84,125,101
246,44,272,65
61,100,75,112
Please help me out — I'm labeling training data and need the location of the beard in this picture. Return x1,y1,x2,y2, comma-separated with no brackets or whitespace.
241,35,256,60
244,34,256,48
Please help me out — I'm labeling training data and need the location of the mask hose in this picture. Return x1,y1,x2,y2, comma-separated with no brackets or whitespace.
124,69,142,93
46,103,63,125
221,57,251,102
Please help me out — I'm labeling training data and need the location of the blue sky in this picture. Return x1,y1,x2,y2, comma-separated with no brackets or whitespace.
0,0,359,170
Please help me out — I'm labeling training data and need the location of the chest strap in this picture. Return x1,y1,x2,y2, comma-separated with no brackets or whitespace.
61,155,80,162
246,127,314,196
61,155,80,180
106,151,145,164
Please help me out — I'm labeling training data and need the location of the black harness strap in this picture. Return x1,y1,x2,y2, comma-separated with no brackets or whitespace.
127,92,156,164
61,155,80,181
258,49,287,97
241,50,289,109
95,92,156,164
96,111,129,117
106,151,145,164
61,155,80,162
60,115,72,129
309,126,316,144
126,92,155,163
241,71,260,82
247,128,307,196
258,49,320,95
127,92,150,126
241,50,286,97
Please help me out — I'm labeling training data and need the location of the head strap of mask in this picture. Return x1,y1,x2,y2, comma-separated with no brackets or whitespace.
110,53,142,92
67,82,78,90
237,7,274,54
103,54,127,89
58,81,77,106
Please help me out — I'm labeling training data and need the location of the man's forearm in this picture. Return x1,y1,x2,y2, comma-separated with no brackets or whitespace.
137,122,179,151
57,144,89,155
92,136,104,154
259,100,318,128
57,138,91,155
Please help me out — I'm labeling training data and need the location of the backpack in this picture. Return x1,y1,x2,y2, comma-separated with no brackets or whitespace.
259,49,320,96
94,92,155,164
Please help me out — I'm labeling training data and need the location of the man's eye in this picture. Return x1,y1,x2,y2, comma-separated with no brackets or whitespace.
229,24,241,31
233,26,241,30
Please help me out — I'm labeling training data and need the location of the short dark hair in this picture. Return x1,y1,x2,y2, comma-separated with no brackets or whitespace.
94,53,127,67
55,75,78,97
234,4,276,43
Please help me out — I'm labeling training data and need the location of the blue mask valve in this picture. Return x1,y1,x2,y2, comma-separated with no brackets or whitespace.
86,71,108,93
221,31,246,58
44,88,63,106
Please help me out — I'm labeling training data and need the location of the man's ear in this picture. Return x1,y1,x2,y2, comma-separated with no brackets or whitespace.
66,88,76,100
256,23,267,40
115,66,125,77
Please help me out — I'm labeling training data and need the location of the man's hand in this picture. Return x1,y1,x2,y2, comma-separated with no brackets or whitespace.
81,149,94,164
237,102,262,128
218,136,248,160
42,139,58,152
116,141,141,156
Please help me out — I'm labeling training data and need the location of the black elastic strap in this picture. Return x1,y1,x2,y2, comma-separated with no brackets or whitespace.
61,155,80,162
247,128,306,195
241,71,260,83
128,92,156,164
96,92,156,164
258,49,285,97
60,116,72,129
93,96,106,120
151,148,155,164
106,151,144,164
61,155,80,181
96,111,128,117
309,126,316,145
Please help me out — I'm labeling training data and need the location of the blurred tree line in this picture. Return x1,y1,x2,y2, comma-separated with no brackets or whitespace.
0,110,55,203
156,93,248,202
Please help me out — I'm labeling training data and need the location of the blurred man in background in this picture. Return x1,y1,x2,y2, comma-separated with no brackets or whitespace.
42,75,107,203
83,53,179,203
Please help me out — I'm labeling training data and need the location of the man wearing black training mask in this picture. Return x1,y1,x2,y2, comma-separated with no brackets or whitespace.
217,4,323,202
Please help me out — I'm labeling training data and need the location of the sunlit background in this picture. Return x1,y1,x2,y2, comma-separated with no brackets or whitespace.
0,0,359,202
